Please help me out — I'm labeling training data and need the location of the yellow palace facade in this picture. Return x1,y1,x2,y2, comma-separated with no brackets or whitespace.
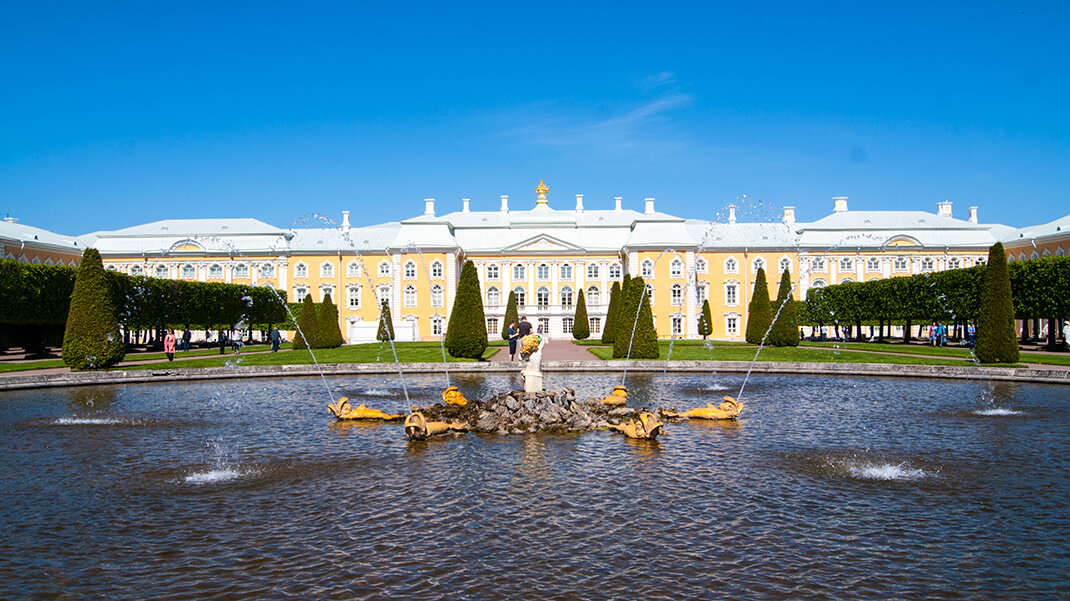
13,181,1064,343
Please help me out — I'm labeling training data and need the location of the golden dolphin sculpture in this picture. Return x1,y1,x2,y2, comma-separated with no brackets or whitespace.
442,385,468,406
600,385,628,406
328,397,404,421
608,410,664,440
662,396,744,420
404,411,469,441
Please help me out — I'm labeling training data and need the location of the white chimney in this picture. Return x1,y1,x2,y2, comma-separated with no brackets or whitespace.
500,194,509,213
575,194,584,213
614,196,623,212
462,198,470,213
424,198,435,216
728,204,737,225
968,206,978,223
937,201,952,217
644,197,655,214
833,196,848,213
341,211,350,232
782,206,796,227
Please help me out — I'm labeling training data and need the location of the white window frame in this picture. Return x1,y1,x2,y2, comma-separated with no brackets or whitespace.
513,264,526,280
560,286,573,310
181,264,196,279
537,263,550,281
641,259,654,278
536,286,550,309
586,285,600,306
431,284,444,307
431,260,444,279
587,263,600,279
404,261,417,280
752,257,765,273
695,258,708,274
671,283,683,306
560,263,573,281
724,257,738,274
486,264,499,281
608,263,622,279
725,281,738,306
233,263,249,278
347,285,361,309
486,286,500,308
378,261,391,277
562,317,574,334
259,263,275,278
866,257,881,272
404,285,417,308
347,261,361,278
295,262,308,278
513,286,526,307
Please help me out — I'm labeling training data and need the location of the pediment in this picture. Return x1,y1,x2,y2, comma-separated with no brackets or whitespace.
504,234,584,253
884,235,922,247
167,239,205,253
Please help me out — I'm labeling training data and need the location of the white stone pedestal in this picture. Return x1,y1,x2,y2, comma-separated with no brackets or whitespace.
522,372,543,393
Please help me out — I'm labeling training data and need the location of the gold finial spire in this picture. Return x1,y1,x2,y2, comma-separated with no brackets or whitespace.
536,179,549,204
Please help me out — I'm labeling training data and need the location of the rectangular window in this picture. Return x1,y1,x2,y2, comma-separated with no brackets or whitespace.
589,317,601,334
538,318,550,333
562,317,573,333
348,287,360,309
672,316,683,335
432,318,443,336
726,316,738,336
726,284,737,306
486,318,498,335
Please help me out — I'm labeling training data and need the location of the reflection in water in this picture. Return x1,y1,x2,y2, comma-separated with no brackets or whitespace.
0,374,1066,600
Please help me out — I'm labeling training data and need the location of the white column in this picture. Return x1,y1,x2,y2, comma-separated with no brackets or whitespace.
391,254,402,316
685,250,697,338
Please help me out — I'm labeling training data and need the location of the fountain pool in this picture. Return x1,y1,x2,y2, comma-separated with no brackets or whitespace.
0,373,1066,600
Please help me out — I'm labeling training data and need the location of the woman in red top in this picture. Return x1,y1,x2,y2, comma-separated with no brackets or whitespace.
163,330,177,362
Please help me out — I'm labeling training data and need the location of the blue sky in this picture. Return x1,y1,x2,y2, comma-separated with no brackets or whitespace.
2,1,1067,235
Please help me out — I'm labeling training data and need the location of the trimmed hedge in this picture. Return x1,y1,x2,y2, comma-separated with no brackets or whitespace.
601,280,621,344
745,267,772,344
445,260,487,359
976,242,1019,363
768,269,799,347
62,249,125,370
572,289,590,340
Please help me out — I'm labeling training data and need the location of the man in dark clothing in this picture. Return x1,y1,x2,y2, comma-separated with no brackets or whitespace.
518,316,532,337
269,327,281,352
219,330,228,354
181,328,192,352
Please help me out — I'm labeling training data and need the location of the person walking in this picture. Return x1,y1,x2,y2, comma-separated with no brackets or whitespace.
219,330,228,355
181,327,192,352
269,327,281,352
163,329,177,362
967,322,977,348
518,316,532,338
507,320,518,361
937,322,947,347
930,322,938,347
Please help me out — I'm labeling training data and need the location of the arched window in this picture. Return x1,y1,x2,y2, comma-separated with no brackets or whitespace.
536,286,550,309
811,279,827,289
866,257,881,272
695,258,708,274
321,261,334,278
587,263,600,279
404,261,417,280
259,263,275,278
1056,247,1065,257
1043,249,1051,257
641,259,654,278
1018,252,1027,261
839,257,853,271
1030,250,1039,260
486,264,499,280
513,286,526,307
486,286,500,308
513,264,526,280
431,260,443,279
208,264,223,279
321,285,335,301
404,285,417,307
920,257,934,272
295,262,308,278
181,264,196,279
560,286,573,309
294,286,309,302
560,263,573,280
670,259,683,278
378,261,391,277
587,285,600,305
537,263,550,280
893,257,908,272
752,257,765,273
130,264,144,276
347,285,361,309
671,283,683,306
155,264,169,278
779,257,791,273
608,263,622,279
948,258,961,269
810,257,826,272
431,284,444,307
840,277,854,284
347,261,361,278
233,263,249,278
724,257,738,274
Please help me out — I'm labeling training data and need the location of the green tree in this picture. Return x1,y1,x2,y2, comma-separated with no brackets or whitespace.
697,298,713,339
745,267,772,344
501,289,519,341
612,276,658,359
601,280,621,344
768,269,800,347
572,288,590,340
318,292,344,348
445,260,487,359
376,300,395,342
293,295,318,350
62,249,125,370
976,242,1019,363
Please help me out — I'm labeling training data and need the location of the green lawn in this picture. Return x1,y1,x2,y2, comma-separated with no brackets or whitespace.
799,341,976,358
119,341,499,370
588,340,971,366
0,358,68,373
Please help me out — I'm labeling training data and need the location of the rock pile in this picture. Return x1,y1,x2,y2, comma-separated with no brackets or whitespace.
414,387,641,435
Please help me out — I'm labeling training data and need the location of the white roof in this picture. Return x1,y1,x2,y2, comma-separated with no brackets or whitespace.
0,219,93,252
796,211,1004,250
1005,214,1070,243
93,218,290,255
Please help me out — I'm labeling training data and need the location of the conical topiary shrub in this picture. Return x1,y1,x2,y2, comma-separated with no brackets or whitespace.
976,242,1019,363
501,290,519,341
745,267,772,344
572,288,590,340
293,294,318,350
376,299,395,342
62,248,125,370
613,276,658,359
698,298,713,339
445,260,487,359
768,269,799,347
601,280,621,344
318,292,344,348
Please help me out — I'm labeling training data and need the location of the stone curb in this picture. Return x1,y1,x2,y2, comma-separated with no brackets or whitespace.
0,360,1066,391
